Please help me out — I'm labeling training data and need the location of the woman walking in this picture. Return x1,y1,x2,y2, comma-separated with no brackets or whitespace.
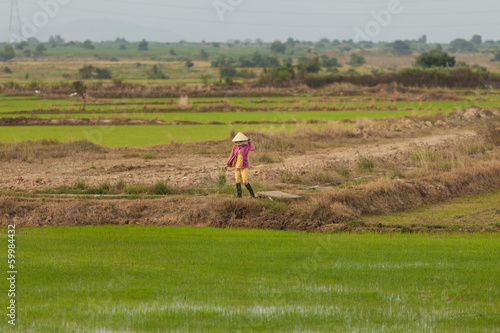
226,132,256,198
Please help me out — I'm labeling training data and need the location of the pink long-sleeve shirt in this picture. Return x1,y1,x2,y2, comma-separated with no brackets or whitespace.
226,141,255,169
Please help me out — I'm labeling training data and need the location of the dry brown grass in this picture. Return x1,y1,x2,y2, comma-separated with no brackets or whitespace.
2,160,500,231
244,125,358,152
311,160,500,216
0,140,104,162
478,118,500,146
177,95,192,109
299,199,360,226
253,151,283,164
403,137,495,177
281,167,345,186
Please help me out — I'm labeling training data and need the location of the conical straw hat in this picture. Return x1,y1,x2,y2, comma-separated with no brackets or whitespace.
232,132,249,142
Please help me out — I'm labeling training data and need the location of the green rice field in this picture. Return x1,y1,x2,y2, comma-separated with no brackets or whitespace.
366,188,500,228
0,94,499,146
0,124,305,146
0,227,497,332
1,97,499,114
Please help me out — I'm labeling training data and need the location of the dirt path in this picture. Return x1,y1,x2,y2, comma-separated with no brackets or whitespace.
279,131,475,170
0,131,475,192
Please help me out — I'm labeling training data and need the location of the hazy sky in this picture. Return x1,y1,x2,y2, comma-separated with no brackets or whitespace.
1,0,499,43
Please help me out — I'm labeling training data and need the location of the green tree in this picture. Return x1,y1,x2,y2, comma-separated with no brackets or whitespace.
348,53,366,67
94,68,112,79
219,67,237,80
391,40,412,56
320,55,342,68
15,41,28,50
271,40,286,53
297,57,321,77
185,60,194,68
146,64,168,79
78,65,95,79
82,40,94,50
260,64,295,82
415,49,456,68
200,49,209,61
33,43,47,59
200,74,212,85
449,39,477,53
0,44,16,61
72,81,87,110
138,39,149,51
470,34,482,46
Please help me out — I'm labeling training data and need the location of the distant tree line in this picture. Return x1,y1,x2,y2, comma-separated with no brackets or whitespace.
1,34,499,65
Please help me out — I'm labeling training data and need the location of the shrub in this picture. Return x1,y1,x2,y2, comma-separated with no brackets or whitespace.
254,152,282,164
146,65,168,80
449,38,477,53
94,68,112,79
321,55,342,68
82,40,94,50
112,78,124,87
391,40,412,56
416,50,456,68
124,181,172,195
138,39,148,51
150,181,169,195
0,44,16,61
270,40,286,53
218,173,227,187
236,69,257,79
297,57,321,76
348,53,366,67
72,81,87,110
142,153,155,160
358,157,375,172
478,119,500,146
260,64,296,83
219,67,236,80
302,67,500,89
78,65,112,79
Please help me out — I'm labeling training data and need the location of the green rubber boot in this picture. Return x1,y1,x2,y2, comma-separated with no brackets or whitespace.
245,183,256,198
236,183,242,198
